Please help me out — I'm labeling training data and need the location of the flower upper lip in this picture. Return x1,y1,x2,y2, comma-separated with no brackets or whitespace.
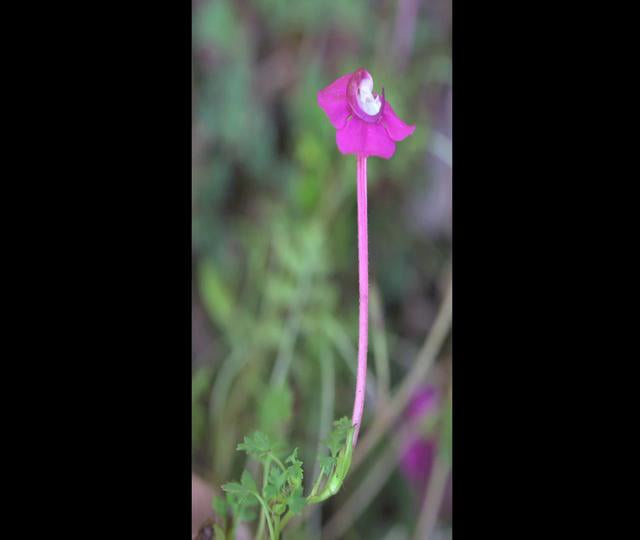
347,68,385,124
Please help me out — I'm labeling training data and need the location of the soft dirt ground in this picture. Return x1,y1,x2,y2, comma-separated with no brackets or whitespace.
192,473,215,537
192,474,250,540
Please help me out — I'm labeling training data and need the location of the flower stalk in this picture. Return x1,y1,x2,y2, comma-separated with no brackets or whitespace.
351,154,369,445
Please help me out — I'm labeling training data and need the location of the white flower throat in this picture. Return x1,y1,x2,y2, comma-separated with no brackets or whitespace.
357,76,382,115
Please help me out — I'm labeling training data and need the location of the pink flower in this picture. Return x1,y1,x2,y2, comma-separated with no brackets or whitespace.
317,68,415,159
405,385,438,420
400,386,439,492
400,438,436,492
318,69,415,447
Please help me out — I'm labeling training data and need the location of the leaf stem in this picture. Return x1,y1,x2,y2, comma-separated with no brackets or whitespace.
269,454,287,472
252,492,276,540
256,459,271,540
308,470,325,499
277,508,296,535
351,154,369,445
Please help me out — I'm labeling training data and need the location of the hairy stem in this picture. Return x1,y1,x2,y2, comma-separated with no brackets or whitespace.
351,154,369,445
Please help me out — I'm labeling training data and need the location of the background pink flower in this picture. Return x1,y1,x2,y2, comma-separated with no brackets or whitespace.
400,386,439,492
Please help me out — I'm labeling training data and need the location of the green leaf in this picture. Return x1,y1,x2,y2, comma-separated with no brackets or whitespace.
325,417,352,457
286,466,303,489
263,482,279,502
235,506,258,522
308,423,355,504
237,431,272,461
330,425,355,495
269,467,286,489
319,455,336,476
286,485,306,515
284,448,304,489
222,471,258,508
211,495,227,517
222,470,260,525
225,492,258,523
221,481,244,494
272,502,287,516
265,467,286,501
286,447,302,467
241,470,257,493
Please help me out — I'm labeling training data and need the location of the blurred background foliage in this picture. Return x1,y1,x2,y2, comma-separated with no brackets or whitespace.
193,0,451,538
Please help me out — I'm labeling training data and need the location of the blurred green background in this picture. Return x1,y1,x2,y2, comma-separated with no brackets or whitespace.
192,0,451,538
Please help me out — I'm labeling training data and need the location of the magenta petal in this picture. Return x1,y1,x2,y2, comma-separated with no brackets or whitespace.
364,123,396,159
317,73,352,130
383,102,416,141
336,117,396,159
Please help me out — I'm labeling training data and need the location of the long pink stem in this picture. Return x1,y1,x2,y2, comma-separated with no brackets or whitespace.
351,154,368,445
